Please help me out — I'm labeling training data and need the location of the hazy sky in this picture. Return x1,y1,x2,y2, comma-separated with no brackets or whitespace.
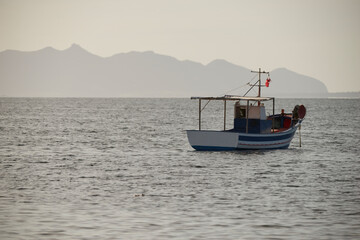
1,0,359,92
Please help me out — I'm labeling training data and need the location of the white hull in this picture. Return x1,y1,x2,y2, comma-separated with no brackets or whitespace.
187,124,299,151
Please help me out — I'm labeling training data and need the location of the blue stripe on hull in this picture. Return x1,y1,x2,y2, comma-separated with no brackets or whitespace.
237,144,290,150
236,127,297,150
237,141,291,150
191,144,290,151
238,131,295,142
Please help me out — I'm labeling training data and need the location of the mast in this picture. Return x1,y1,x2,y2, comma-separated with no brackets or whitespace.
250,68,269,98
244,68,270,98
258,68,261,97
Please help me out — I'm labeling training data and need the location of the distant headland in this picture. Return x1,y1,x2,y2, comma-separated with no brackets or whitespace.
0,44,358,98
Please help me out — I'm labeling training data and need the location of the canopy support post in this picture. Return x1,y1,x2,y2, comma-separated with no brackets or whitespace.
246,100,249,133
224,100,226,131
272,98,275,132
299,124,302,147
199,99,201,131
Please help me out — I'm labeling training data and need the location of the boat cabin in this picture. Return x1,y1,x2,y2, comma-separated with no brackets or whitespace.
233,101,272,134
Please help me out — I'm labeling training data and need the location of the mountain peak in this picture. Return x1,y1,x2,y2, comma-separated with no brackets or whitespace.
62,43,101,59
66,43,86,51
42,46,57,51
207,59,231,66
206,59,249,73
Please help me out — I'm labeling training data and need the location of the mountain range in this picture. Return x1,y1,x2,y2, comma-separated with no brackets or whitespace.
0,44,354,98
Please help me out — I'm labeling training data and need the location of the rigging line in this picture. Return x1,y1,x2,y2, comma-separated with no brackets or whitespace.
250,87,258,95
243,80,259,97
242,72,264,97
219,74,258,97
223,83,249,96
243,83,258,97
201,99,211,112
247,73,259,85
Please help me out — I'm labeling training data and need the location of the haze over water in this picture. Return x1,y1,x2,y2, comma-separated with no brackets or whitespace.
0,98,359,239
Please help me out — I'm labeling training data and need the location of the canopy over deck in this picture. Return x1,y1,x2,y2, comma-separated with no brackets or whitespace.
191,95,275,131
191,95,274,102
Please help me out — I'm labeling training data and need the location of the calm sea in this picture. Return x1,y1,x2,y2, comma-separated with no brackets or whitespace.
0,98,359,240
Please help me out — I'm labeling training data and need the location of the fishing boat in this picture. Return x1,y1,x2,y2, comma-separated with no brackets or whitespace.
186,68,306,151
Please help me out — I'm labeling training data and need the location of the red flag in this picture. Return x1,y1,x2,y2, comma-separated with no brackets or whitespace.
265,78,271,87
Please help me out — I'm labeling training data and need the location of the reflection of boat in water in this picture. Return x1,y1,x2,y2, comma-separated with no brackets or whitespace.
186,68,306,151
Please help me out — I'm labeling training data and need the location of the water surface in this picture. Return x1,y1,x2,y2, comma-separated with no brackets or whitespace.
0,98,359,239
